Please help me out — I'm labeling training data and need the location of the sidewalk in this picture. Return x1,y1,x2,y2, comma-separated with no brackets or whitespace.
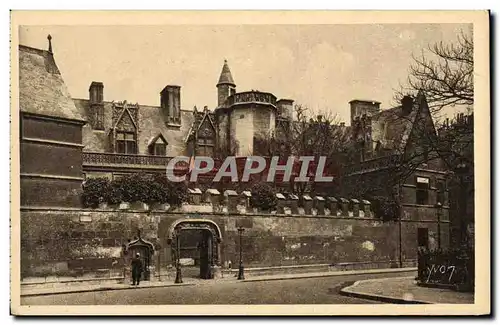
20,267,416,297
340,276,474,304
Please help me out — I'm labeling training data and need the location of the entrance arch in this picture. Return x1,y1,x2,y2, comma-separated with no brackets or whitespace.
167,218,223,279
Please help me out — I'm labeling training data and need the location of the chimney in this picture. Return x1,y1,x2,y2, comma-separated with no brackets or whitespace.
276,99,294,120
89,81,104,130
89,81,104,104
161,85,181,125
401,95,414,116
349,99,381,124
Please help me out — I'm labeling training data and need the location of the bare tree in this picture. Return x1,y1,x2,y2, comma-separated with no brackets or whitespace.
395,30,473,115
254,104,349,197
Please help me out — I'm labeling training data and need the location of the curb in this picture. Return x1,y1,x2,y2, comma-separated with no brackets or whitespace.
339,279,431,304
21,282,197,298
241,268,416,283
21,268,417,298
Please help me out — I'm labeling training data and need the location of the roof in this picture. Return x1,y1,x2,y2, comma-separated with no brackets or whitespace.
217,60,235,86
19,45,85,122
369,93,424,152
349,99,381,105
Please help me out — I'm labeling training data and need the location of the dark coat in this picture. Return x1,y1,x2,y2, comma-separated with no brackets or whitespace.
131,257,143,274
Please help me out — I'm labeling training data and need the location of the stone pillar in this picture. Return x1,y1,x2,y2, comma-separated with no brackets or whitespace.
339,198,349,216
240,190,252,209
303,195,313,215
351,198,360,217
288,194,299,214
327,197,338,216
314,196,326,215
188,188,202,205
204,188,221,206
361,199,372,218
224,190,239,213
276,193,286,214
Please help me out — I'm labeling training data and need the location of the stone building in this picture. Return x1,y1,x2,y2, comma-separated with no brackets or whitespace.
19,36,86,208
340,93,451,255
19,37,455,280
77,58,294,182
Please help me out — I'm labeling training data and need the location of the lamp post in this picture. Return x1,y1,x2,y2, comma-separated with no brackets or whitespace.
237,227,245,280
435,202,442,249
174,235,183,284
455,161,469,246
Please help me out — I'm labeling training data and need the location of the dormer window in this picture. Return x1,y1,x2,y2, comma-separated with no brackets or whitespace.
148,134,168,156
116,131,137,154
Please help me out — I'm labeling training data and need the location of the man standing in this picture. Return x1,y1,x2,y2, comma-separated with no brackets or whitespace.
131,252,143,286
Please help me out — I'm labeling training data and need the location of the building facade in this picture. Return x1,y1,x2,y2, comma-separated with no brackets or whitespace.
18,36,457,279
19,38,86,208
78,59,294,182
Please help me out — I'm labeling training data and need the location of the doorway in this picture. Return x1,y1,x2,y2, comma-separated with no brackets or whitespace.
168,218,222,280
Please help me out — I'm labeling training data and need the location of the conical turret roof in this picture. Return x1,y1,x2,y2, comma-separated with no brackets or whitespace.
217,59,236,86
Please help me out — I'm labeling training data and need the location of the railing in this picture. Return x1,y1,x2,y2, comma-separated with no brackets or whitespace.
82,152,175,167
226,91,277,107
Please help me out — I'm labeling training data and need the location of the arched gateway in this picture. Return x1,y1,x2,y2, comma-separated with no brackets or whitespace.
167,218,222,279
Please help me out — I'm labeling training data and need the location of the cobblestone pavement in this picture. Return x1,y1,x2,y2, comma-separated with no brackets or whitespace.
21,271,417,305
341,276,474,304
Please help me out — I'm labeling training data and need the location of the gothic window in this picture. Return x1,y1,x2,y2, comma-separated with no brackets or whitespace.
116,131,137,154
416,177,430,205
197,138,215,157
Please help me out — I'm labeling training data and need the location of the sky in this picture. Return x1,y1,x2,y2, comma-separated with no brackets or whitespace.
19,24,470,124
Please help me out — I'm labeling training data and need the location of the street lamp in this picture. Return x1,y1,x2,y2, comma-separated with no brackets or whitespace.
237,227,245,280
174,235,183,284
455,161,469,246
435,201,442,250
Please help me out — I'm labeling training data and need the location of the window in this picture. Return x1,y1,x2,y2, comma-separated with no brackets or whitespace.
197,137,215,157
154,143,166,156
150,136,167,156
116,131,137,154
436,179,445,205
416,177,429,205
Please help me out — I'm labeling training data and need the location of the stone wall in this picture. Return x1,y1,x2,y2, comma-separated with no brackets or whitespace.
20,202,448,279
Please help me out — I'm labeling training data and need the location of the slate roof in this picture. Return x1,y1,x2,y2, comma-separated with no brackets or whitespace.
370,92,424,152
217,60,235,86
19,45,85,122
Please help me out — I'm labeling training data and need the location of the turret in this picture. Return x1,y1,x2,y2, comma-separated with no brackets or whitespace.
216,60,236,107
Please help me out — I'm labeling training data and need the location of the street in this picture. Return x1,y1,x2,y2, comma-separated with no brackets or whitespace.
21,271,416,305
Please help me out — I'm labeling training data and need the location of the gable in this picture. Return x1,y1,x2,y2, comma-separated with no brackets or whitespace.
116,109,137,132
405,93,438,152
197,114,216,138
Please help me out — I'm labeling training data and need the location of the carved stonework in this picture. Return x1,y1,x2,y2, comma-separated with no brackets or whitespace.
116,111,136,132
197,115,216,138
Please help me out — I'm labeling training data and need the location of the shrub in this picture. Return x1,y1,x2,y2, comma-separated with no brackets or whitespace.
370,195,401,221
249,183,277,211
143,174,188,206
119,173,150,203
106,179,123,205
165,180,189,207
82,177,110,208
